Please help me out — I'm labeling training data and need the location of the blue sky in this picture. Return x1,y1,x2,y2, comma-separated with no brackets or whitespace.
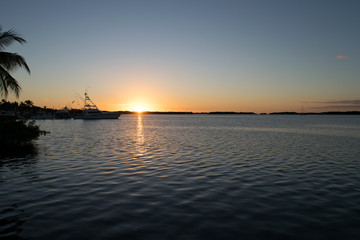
2,0,360,112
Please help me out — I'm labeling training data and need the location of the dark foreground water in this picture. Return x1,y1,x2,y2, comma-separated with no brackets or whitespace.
1,115,360,239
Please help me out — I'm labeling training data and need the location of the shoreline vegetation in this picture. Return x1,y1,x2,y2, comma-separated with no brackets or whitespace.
0,117,47,157
0,100,48,156
2,99,360,118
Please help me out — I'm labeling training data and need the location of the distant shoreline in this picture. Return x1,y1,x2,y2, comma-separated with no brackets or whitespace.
120,111,360,115
2,99,359,119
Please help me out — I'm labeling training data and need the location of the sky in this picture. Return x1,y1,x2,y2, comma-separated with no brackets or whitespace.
2,0,360,113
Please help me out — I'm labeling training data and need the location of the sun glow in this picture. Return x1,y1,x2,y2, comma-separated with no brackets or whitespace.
134,105,145,113
122,101,157,113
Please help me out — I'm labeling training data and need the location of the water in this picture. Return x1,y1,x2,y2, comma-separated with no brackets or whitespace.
1,114,360,239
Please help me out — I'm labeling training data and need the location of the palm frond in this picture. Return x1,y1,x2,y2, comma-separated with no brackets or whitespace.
0,52,30,74
0,66,21,98
0,26,26,50
0,26,29,98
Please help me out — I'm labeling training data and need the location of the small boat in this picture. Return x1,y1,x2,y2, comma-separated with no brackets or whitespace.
55,107,71,119
74,93,121,120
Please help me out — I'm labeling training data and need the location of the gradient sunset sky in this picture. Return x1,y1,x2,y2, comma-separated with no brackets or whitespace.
2,0,360,113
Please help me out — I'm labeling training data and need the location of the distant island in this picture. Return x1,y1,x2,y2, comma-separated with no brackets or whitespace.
268,111,360,115
1,100,360,118
127,111,360,115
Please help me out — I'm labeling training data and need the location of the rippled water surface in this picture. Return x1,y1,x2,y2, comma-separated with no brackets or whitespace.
1,115,360,239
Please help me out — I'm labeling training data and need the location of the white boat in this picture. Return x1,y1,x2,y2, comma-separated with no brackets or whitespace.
74,93,121,119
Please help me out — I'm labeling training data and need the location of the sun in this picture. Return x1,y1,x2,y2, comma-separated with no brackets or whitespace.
134,105,145,113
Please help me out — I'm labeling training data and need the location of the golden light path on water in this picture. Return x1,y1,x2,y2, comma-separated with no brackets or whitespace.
136,114,145,157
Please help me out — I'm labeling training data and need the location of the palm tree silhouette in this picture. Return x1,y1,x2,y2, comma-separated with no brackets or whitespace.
0,26,30,98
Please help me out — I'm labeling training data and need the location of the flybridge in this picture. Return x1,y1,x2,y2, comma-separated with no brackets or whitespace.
84,93,99,111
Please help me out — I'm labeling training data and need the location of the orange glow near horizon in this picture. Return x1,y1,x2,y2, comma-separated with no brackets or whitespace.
134,105,145,113
9,90,359,114
120,101,157,113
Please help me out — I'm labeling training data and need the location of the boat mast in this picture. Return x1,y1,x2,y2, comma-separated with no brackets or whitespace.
84,93,98,110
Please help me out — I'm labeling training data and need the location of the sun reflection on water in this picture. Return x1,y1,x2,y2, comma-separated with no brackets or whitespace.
136,114,145,156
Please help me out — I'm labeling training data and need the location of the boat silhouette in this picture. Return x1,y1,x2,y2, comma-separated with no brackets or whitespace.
74,93,121,119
